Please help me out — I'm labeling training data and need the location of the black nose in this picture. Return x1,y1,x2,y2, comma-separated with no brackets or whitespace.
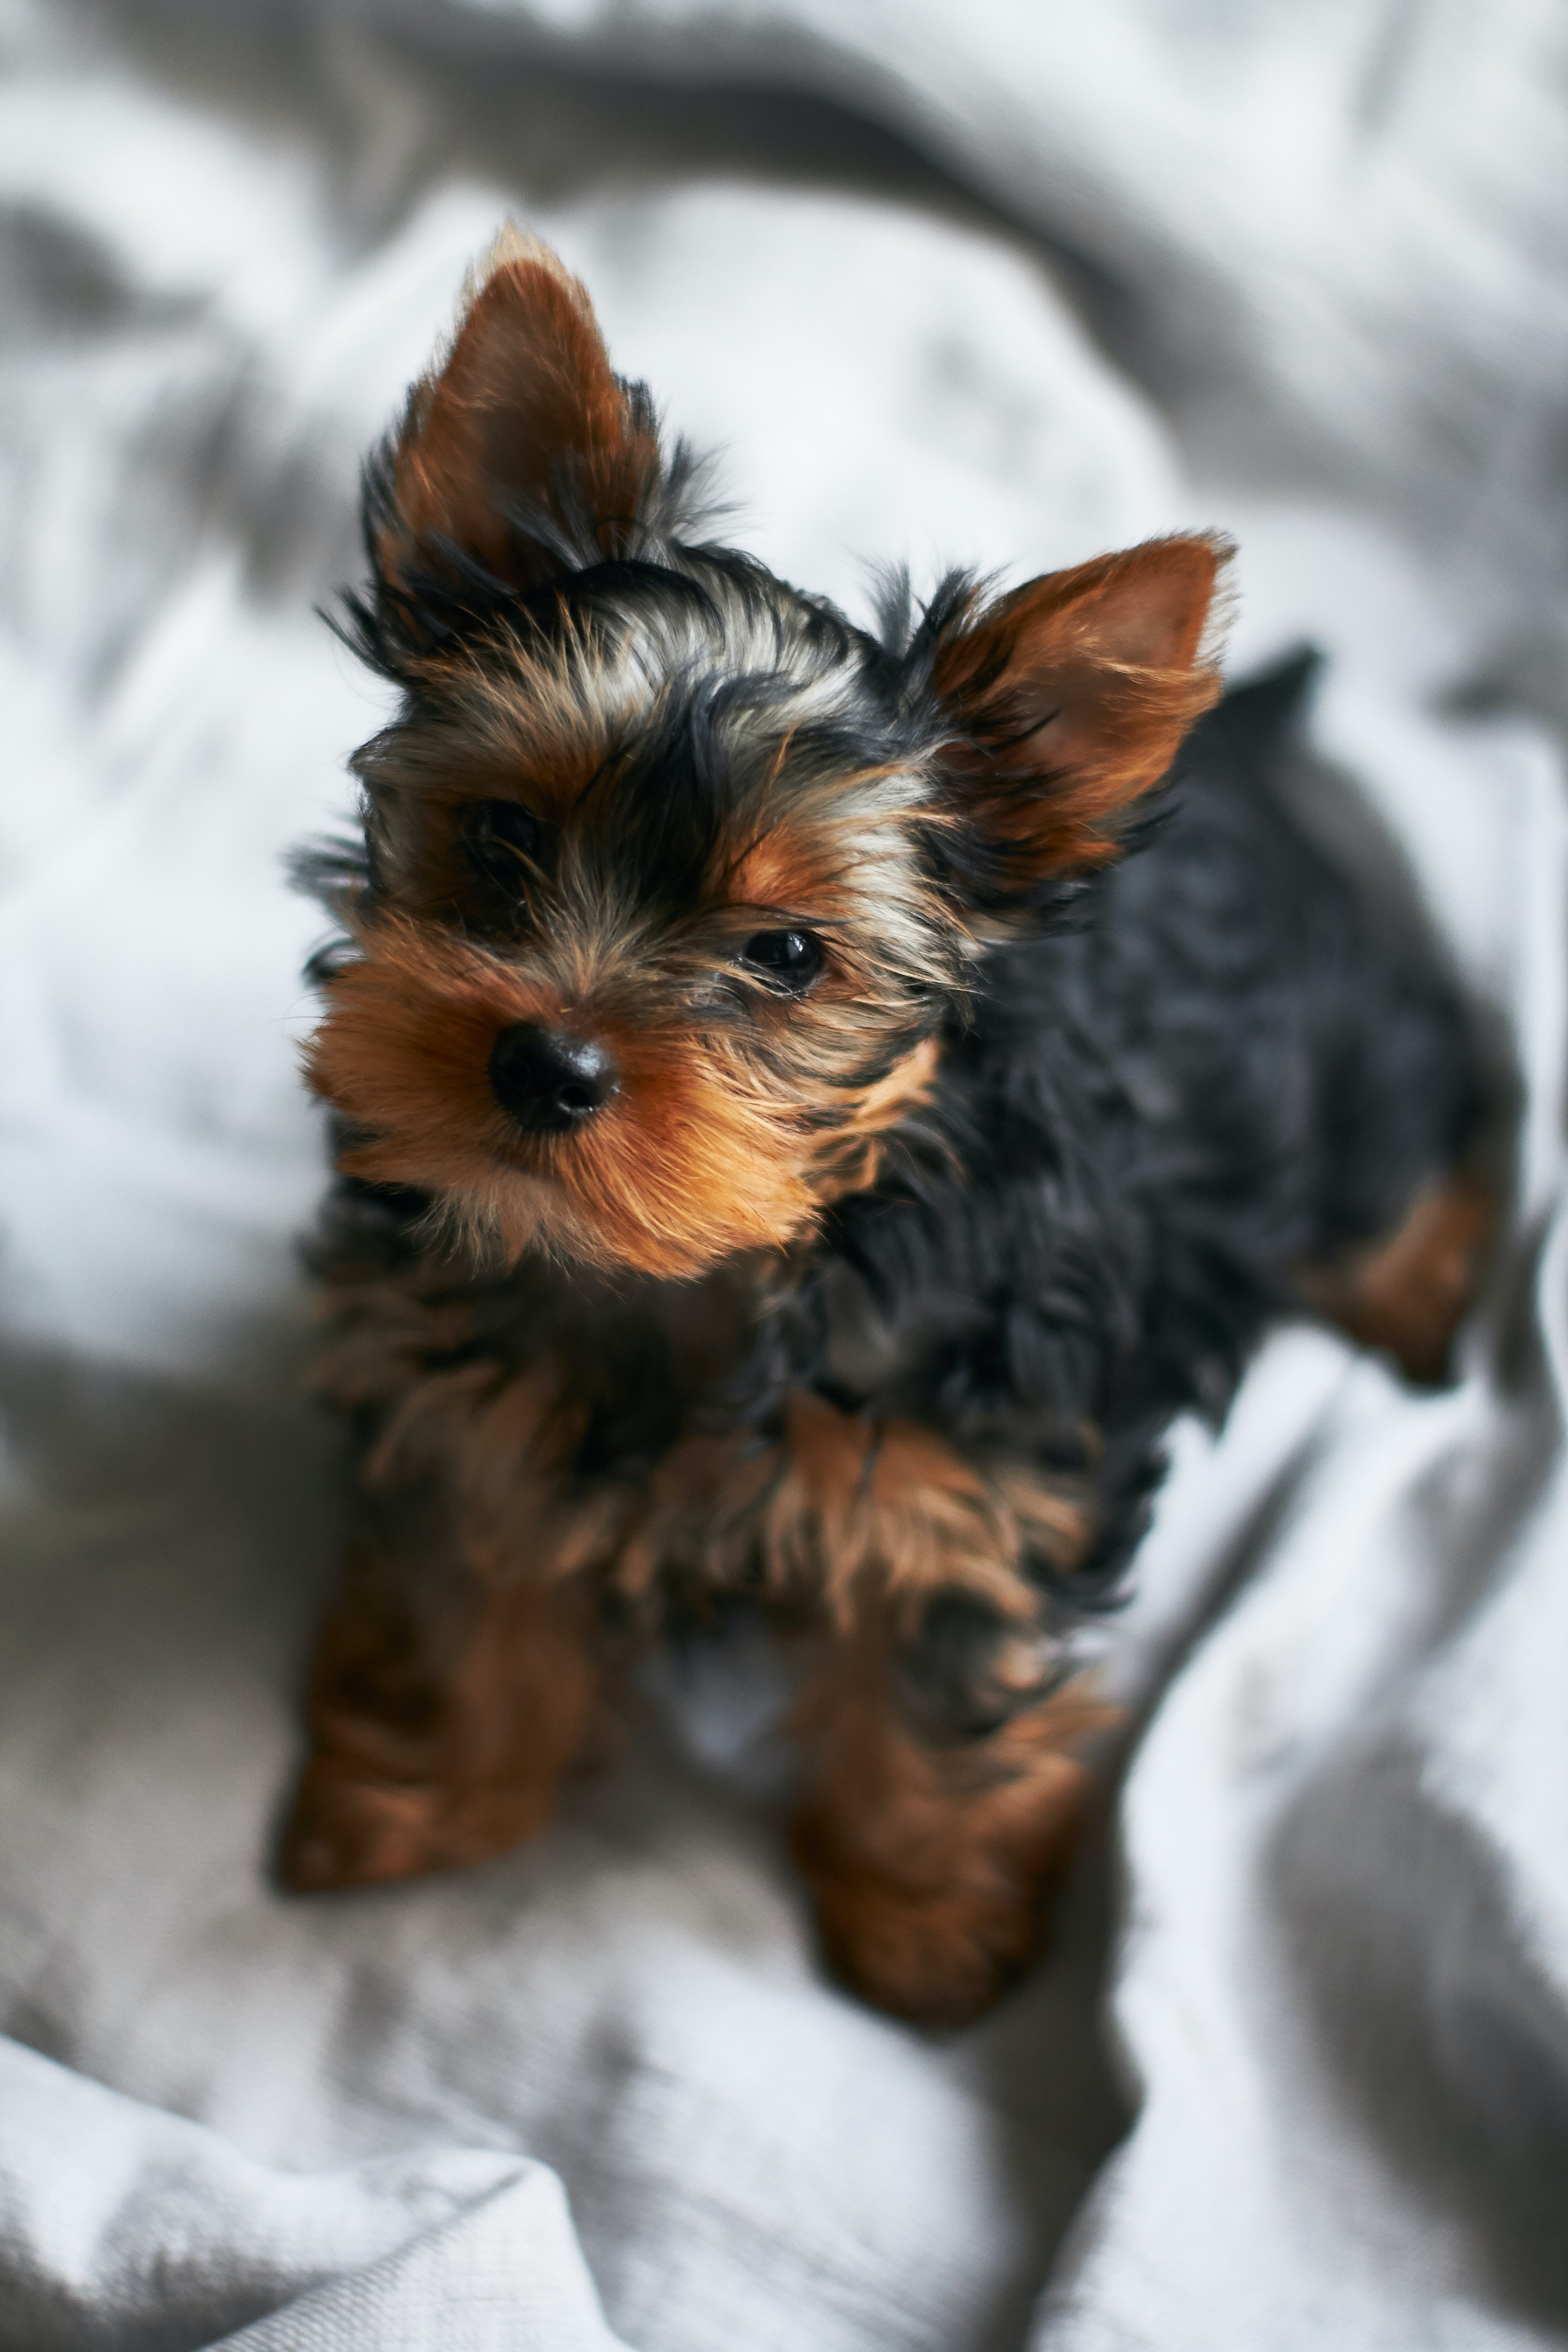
489,1023,619,1134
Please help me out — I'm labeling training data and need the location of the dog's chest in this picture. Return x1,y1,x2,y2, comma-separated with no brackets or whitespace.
604,1249,909,1428
818,1259,906,1400
638,1261,760,1393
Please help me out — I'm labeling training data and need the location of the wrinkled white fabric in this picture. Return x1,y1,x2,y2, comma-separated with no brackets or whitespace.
1,2,1565,2348
0,2037,630,2351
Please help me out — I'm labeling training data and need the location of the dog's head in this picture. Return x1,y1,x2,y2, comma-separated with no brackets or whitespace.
303,230,1227,1279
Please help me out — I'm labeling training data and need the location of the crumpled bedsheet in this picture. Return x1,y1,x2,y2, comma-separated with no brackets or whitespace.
2,3,1566,2347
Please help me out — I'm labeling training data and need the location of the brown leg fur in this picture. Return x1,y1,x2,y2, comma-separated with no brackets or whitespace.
1301,1174,1495,1386
279,1270,641,1893
790,1620,1107,2028
615,1391,1111,2024
279,1550,614,1890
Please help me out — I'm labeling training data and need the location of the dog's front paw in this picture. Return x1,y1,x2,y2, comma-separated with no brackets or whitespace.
276,1759,555,1892
800,1860,1048,2030
278,1763,448,1890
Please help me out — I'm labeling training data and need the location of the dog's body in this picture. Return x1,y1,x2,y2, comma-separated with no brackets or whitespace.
281,232,1489,2024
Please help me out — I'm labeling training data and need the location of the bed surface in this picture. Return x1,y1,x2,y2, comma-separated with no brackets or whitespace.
2,4,1567,2346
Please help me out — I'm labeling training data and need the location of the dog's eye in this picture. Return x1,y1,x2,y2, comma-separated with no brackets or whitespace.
461,799,543,886
739,929,824,992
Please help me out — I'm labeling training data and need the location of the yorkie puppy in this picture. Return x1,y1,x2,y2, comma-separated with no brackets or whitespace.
279,230,1490,2025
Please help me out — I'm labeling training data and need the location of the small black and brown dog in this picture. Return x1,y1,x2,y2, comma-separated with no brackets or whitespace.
279,230,1490,2025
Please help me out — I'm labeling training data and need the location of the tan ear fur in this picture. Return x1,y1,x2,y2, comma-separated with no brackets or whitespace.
380,227,661,592
933,535,1231,885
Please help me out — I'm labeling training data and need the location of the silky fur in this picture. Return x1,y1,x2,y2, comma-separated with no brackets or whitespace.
282,232,1489,2025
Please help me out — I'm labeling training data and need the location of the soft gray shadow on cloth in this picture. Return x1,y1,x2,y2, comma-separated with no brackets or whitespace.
1263,1231,1568,2333
1269,1743,1568,2331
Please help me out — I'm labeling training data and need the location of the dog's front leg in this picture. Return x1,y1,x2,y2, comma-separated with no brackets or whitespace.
753,1402,1109,2027
791,1633,1104,2030
279,1319,632,1893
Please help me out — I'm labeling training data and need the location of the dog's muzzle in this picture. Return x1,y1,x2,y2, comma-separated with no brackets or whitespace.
489,1022,619,1134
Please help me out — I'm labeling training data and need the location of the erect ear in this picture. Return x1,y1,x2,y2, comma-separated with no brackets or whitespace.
930,535,1230,897
374,226,662,598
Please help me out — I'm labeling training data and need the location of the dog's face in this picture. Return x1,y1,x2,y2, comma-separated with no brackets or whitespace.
305,230,1226,1279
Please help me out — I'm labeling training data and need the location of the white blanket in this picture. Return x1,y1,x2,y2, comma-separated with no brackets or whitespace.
2,4,1566,2347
